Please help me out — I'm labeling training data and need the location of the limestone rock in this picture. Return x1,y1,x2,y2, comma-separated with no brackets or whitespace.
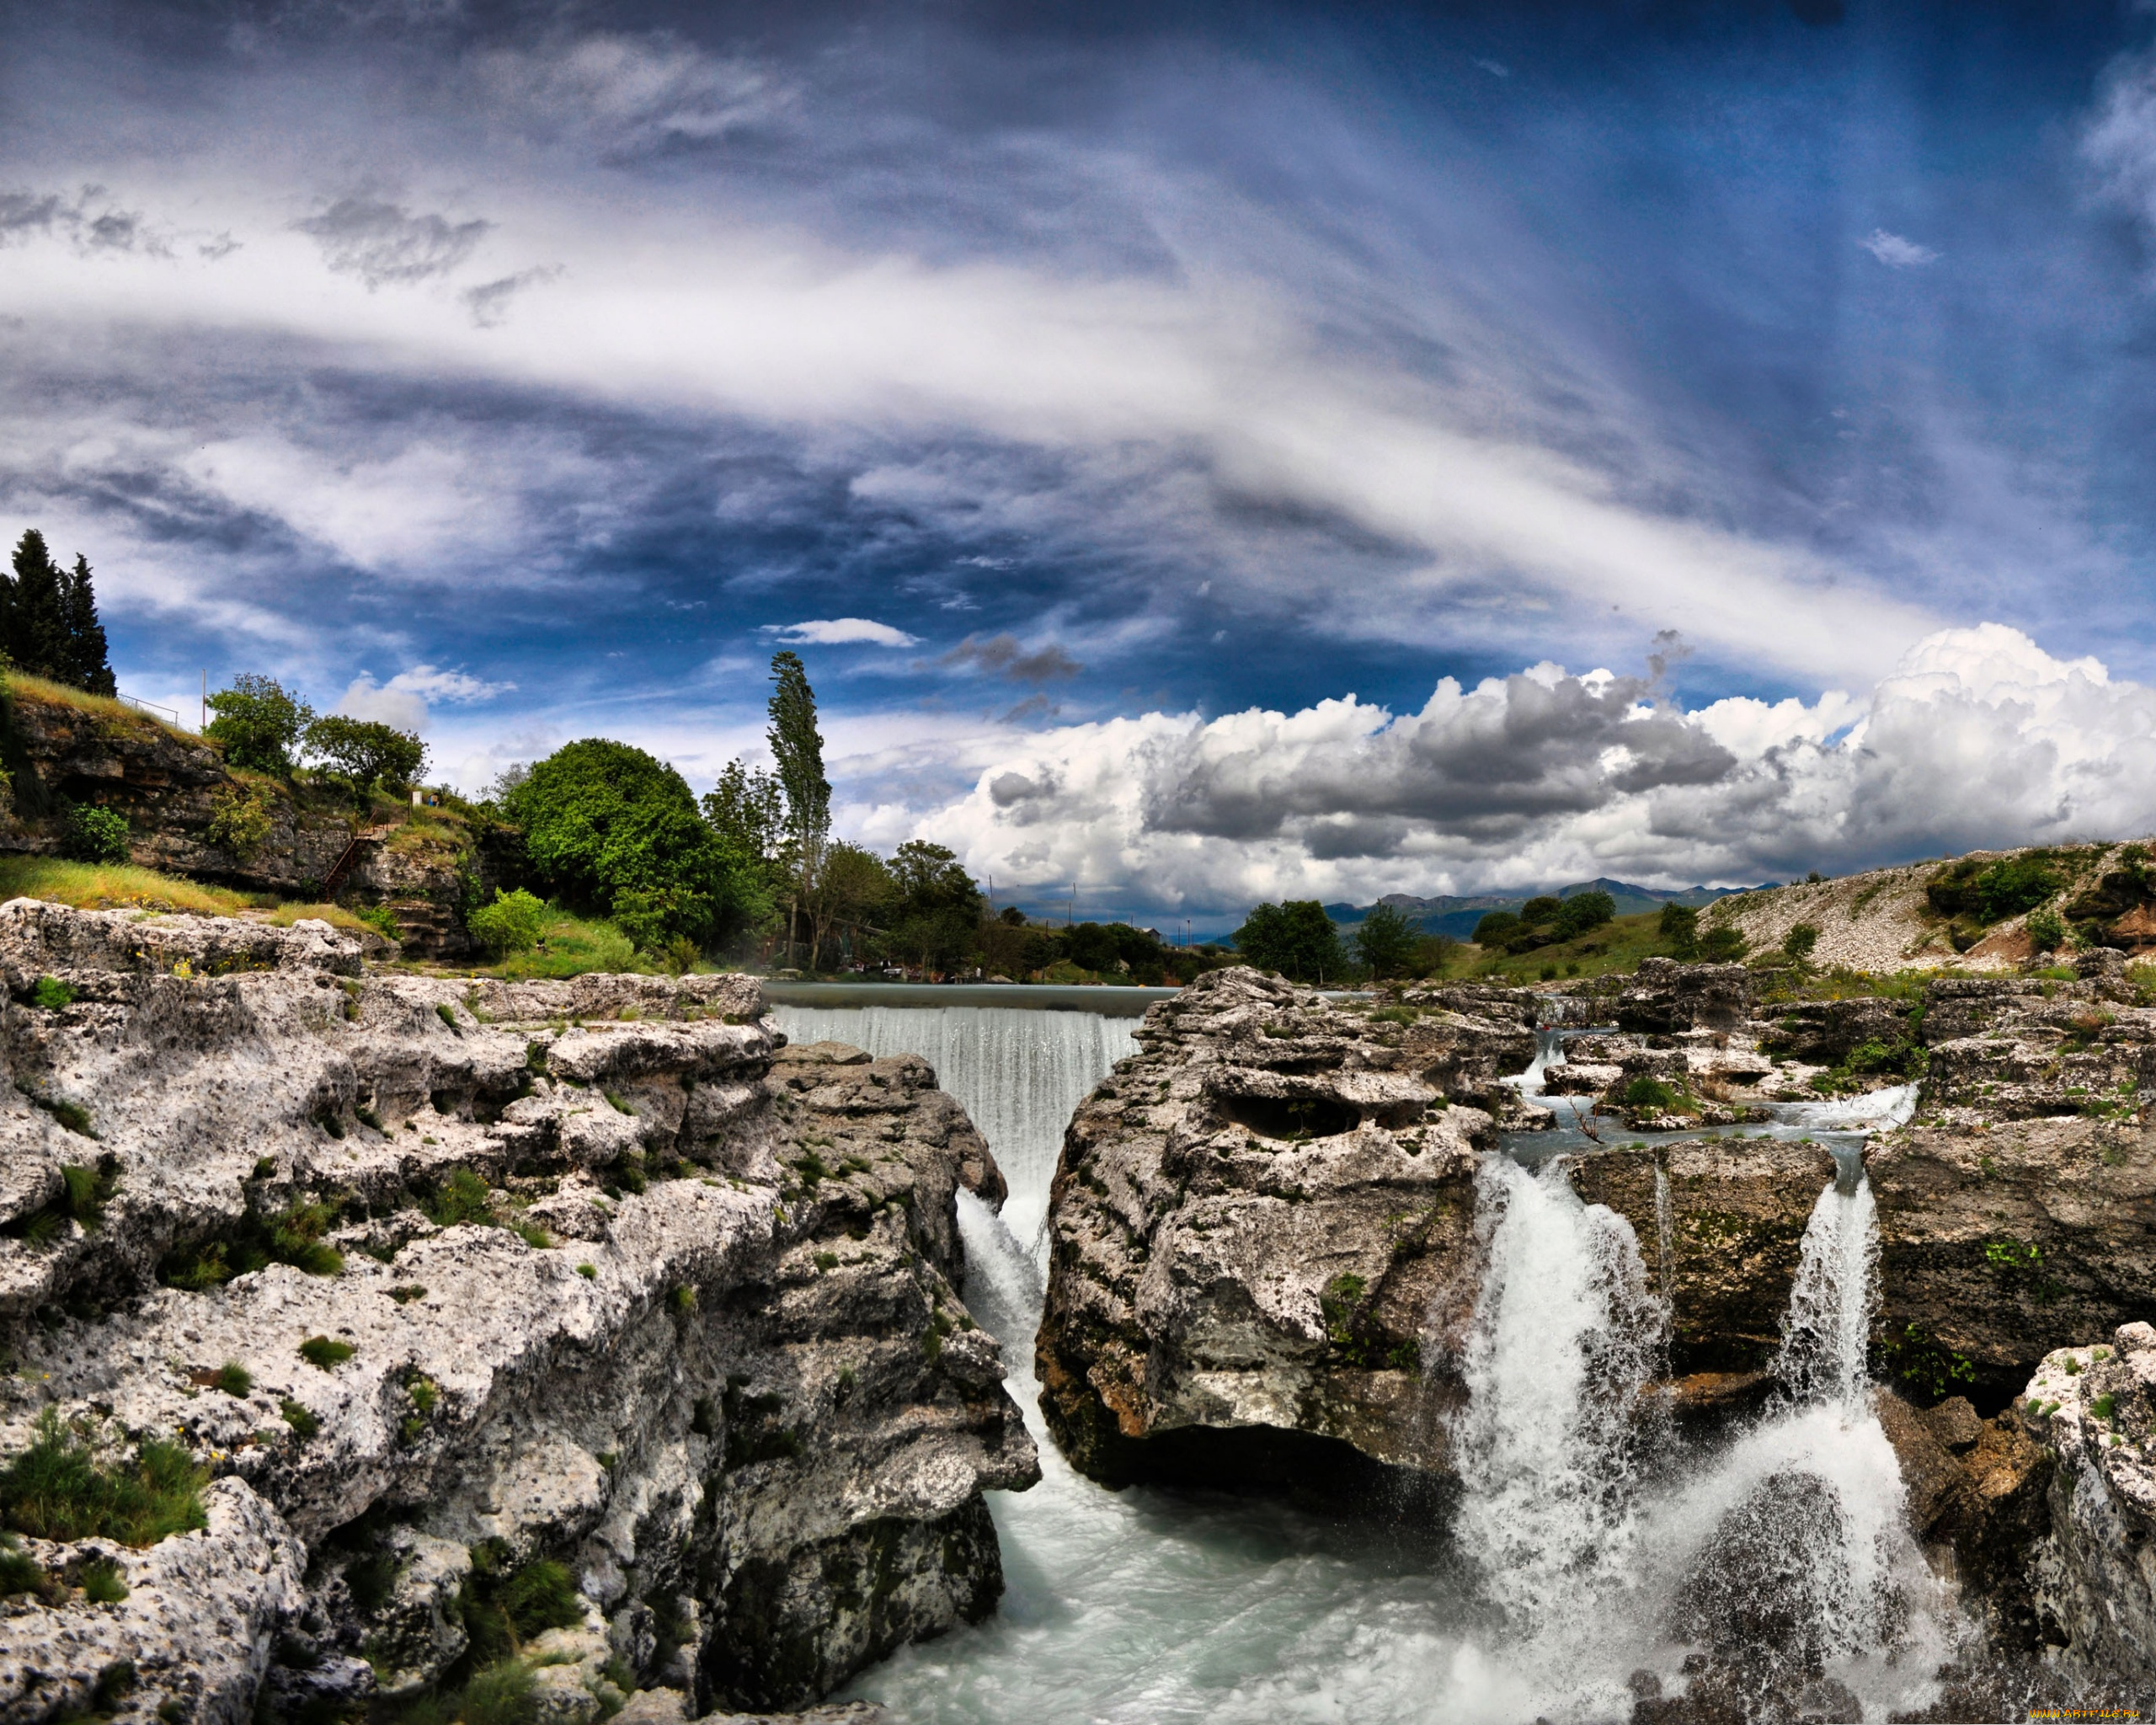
0,903,1034,1717
2023,1324,2156,1687
1569,1140,1838,1375
1867,1115,2156,1402
1036,967,1524,1494
1615,959,1751,1034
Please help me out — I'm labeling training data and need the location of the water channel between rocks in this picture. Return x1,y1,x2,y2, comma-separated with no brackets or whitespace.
770,993,1940,1724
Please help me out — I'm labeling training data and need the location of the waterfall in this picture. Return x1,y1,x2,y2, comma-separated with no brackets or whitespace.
1451,1156,1666,1631
770,1001,1139,1262
1652,1161,1676,1299
1774,1176,1881,1411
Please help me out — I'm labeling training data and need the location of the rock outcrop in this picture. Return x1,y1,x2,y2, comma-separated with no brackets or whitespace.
0,687,512,956
0,900,1033,1721
2021,1323,2156,1690
1034,967,1534,1497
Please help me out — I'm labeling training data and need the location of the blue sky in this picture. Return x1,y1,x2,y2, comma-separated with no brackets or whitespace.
8,1,2156,928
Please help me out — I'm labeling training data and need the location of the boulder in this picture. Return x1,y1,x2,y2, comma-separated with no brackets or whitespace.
1035,967,1527,1497
0,902,1034,1717
1615,959,1751,1035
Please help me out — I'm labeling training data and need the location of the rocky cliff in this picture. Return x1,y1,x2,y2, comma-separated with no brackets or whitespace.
0,900,1033,1722
0,686,505,957
1033,966,1534,1496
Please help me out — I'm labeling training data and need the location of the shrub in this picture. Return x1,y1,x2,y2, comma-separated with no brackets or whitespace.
499,1557,582,1637
467,888,548,956
212,1362,252,1397
204,675,312,774
1699,926,1748,963
1782,922,1819,961
30,976,72,1010
0,1410,207,1546
61,801,131,864
1623,1075,1684,1111
427,1168,494,1229
297,1336,355,1371
459,1659,541,1725
204,782,274,860
279,1400,318,1439
576,1263,596,1279
1659,902,1700,959
158,1198,342,1288
0,1534,41,1596
81,1557,128,1604
302,715,425,793
2026,905,2066,952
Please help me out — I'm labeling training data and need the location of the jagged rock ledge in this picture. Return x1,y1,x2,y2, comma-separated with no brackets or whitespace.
1034,966,1536,1498
0,900,1035,1722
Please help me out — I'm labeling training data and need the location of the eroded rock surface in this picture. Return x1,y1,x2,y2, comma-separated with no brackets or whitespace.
1035,966,1534,1496
0,900,1033,1720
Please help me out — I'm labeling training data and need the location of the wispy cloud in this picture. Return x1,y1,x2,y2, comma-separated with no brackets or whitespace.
763,618,921,647
941,633,1084,683
296,196,492,289
1858,227,1939,267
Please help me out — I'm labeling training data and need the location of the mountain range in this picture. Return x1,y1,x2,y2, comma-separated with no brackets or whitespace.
1321,878,1771,943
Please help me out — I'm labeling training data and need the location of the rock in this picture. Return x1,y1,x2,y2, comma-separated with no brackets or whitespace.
2024,1323,2156,1690
1568,1140,1838,1375
0,903,1035,1717
615,1692,691,1725
1036,967,1522,1496
1615,959,1751,1034
1923,1395,1983,1452
1755,996,1914,1065
1867,1115,2156,1403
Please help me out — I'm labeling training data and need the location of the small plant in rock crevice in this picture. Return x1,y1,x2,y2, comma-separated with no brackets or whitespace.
0,1409,207,1546
298,1336,355,1371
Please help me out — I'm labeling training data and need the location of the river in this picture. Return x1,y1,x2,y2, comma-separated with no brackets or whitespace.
769,989,1951,1724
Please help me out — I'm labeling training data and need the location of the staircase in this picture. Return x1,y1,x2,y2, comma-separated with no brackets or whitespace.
321,825,397,899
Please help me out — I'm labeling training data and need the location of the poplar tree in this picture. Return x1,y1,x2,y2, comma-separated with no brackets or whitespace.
766,651,830,965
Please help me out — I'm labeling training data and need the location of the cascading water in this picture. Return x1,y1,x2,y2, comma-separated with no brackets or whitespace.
768,996,1960,1722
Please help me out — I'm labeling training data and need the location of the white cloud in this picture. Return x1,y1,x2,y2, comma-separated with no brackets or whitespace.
473,31,794,157
337,663,513,732
892,624,2156,909
1858,228,1939,268
762,618,921,648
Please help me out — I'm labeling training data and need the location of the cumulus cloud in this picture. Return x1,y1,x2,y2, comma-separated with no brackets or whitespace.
906,625,2156,910
763,618,920,647
337,664,513,732
941,633,1084,683
1858,228,1939,267
296,196,491,288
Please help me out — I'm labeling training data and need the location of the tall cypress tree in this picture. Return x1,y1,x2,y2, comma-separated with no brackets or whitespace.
766,650,830,965
8,531,70,681
61,555,115,696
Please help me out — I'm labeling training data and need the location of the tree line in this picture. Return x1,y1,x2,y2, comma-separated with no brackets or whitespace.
3,531,115,697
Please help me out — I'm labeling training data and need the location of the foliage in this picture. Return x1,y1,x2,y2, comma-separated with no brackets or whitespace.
297,1336,355,1370
81,1557,129,1604
504,739,753,951
1351,904,1422,979
1472,911,1521,947
1926,852,2063,927
1234,900,1348,983
1659,901,1700,959
302,714,426,793
1782,921,1820,961
702,758,787,863
2025,905,2066,952
428,1168,496,1228
0,1409,207,1546
472,905,640,980
467,888,548,955
160,1198,344,1288
30,976,72,1010
1623,1075,1684,1110
1699,925,1748,962
766,650,832,937
204,781,275,860
212,1362,252,1397
280,1400,318,1439
878,840,985,974
458,1660,541,1725
2,530,115,696
0,1534,42,1596
61,800,131,864
205,675,314,774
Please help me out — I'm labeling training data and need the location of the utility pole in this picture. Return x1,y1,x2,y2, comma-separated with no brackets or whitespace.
200,671,206,733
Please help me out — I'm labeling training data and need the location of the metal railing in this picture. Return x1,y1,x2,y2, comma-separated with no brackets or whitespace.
117,692,183,727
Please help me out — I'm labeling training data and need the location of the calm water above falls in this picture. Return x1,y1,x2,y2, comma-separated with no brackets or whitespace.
770,1004,1955,1725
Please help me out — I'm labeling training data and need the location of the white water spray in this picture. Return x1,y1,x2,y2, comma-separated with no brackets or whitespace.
1775,1176,1881,1412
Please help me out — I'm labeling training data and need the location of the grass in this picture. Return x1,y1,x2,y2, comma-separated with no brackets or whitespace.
160,1198,344,1289
427,1168,496,1228
81,1557,128,1604
0,854,381,937
5,671,201,743
0,1409,207,1546
212,1361,252,1397
0,1534,41,1596
1469,910,1680,983
280,1400,318,1439
298,1336,355,1370
471,905,642,980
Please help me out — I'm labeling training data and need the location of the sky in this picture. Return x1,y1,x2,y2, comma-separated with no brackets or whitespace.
9,1,2156,929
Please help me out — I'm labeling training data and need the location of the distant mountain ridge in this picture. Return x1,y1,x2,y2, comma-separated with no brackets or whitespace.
1323,877,1772,942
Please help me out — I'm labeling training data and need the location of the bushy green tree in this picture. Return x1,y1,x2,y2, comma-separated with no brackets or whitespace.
303,716,426,793
467,888,548,954
503,740,754,952
879,841,983,975
205,676,314,774
1553,891,1616,938
1352,903,1421,979
61,801,130,864
1234,900,1346,983
1782,921,1820,962
1659,901,1700,959
1699,925,1747,963
1472,910,1522,947
811,840,893,967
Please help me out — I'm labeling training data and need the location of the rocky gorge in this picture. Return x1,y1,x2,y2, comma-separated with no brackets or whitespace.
0,900,1031,1722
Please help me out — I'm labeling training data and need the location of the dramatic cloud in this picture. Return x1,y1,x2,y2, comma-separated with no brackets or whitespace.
763,618,920,647
296,197,493,289
908,626,2156,911
941,634,1084,684
1858,228,1939,267
338,664,513,732
473,31,792,158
